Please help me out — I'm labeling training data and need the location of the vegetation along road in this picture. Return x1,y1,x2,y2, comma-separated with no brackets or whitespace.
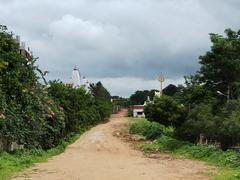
13,110,212,180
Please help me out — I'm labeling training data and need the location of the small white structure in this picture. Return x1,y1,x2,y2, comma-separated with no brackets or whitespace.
82,76,90,92
133,105,145,118
154,91,161,97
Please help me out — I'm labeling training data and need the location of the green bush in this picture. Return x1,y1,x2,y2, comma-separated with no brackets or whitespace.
47,81,103,137
129,119,151,135
128,109,133,117
143,122,164,140
129,119,174,140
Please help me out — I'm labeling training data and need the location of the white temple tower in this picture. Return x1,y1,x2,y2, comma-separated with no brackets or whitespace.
72,66,81,88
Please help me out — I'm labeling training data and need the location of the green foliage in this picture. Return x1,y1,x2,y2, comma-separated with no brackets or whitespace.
128,109,133,117
129,119,151,135
0,31,65,150
198,29,240,100
178,100,240,150
47,80,113,136
129,119,174,140
174,76,216,109
163,84,177,96
144,96,186,127
170,29,240,151
112,96,130,108
89,81,112,119
95,99,112,120
90,81,111,101
177,103,215,142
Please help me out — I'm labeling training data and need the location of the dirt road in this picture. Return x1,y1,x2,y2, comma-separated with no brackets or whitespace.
13,110,212,180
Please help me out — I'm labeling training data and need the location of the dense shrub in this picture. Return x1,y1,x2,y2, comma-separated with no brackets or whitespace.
0,32,65,150
176,103,215,142
47,81,104,137
178,100,240,150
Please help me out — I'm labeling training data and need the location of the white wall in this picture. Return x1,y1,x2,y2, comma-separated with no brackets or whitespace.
133,109,145,118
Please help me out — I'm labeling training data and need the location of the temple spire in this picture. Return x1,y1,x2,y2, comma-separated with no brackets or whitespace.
72,65,81,88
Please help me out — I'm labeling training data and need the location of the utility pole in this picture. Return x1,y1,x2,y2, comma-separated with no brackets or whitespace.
158,74,165,97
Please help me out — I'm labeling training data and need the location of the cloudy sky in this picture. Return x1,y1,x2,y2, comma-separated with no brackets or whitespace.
1,0,239,97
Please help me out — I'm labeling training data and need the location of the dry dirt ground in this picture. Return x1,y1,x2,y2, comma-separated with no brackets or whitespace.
13,109,215,180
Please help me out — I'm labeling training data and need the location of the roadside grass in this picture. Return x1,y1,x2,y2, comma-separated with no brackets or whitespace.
130,118,240,180
0,128,88,180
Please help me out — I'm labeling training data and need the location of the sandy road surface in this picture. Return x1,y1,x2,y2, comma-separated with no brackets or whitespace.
13,109,212,180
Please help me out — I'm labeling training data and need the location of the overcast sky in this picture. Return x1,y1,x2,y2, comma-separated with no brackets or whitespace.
1,0,240,97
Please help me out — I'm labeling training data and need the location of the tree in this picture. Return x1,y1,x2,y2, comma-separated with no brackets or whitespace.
198,29,240,100
130,90,157,105
174,76,216,111
163,84,177,96
89,81,112,119
144,96,186,127
89,82,111,100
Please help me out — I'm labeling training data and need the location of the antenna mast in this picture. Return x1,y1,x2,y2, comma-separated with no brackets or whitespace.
158,73,165,97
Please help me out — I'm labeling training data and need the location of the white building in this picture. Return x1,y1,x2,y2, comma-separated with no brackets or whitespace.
132,105,145,118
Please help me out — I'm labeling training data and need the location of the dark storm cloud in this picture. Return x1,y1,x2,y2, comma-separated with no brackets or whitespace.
0,0,239,96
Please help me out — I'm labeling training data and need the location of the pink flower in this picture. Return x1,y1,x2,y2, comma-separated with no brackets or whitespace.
50,111,56,118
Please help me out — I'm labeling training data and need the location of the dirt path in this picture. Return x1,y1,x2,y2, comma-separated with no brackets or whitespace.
13,110,212,180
